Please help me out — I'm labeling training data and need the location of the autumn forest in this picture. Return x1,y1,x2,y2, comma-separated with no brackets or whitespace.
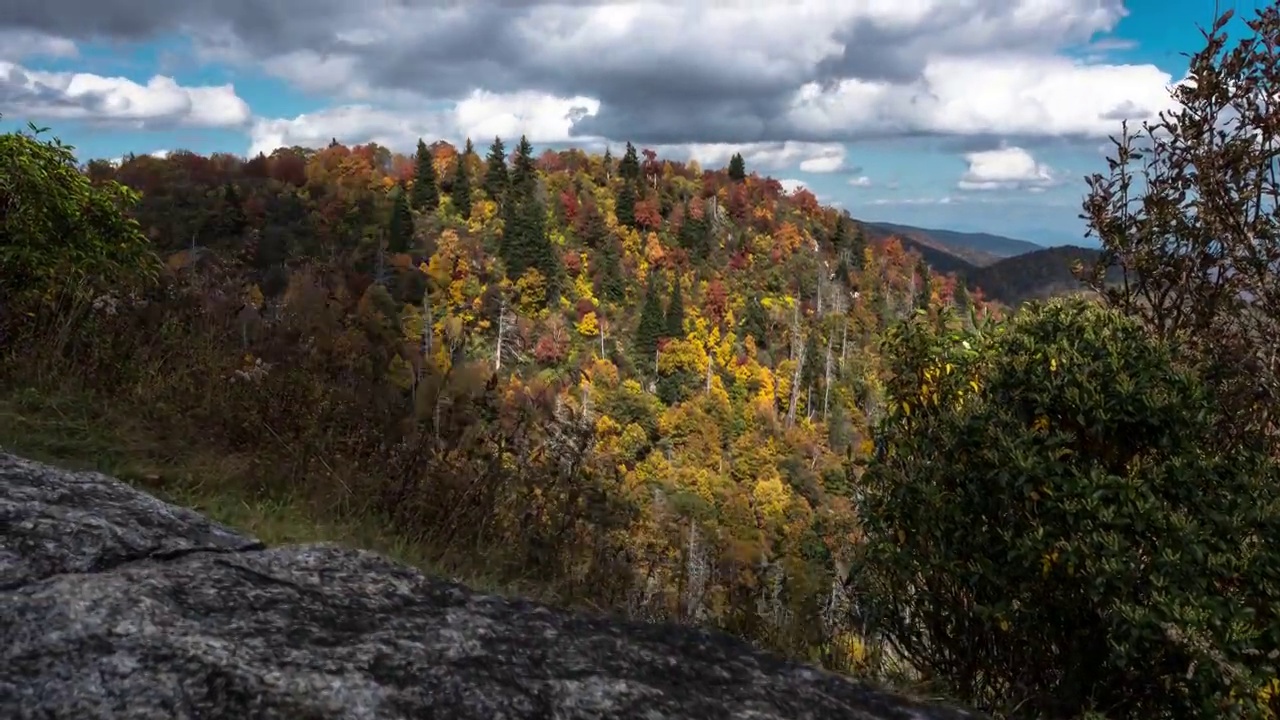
5,7,1280,718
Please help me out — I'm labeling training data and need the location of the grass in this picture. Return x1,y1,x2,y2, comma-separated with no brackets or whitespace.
0,385,472,584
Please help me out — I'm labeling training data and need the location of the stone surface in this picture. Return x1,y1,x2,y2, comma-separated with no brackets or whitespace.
0,451,985,719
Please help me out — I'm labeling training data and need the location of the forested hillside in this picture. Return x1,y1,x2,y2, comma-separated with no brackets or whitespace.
7,133,1002,671
4,8,1280,714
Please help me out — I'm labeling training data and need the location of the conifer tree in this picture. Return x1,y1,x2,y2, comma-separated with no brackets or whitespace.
664,274,685,339
410,139,439,212
451,138,473,220
387,184,414,254
727,152,746,182
597,236,626,304
483,136,508,201
635,272,665,365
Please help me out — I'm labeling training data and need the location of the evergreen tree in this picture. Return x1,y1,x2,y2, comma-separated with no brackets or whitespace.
616,181,637,228
635,272,665,365
678,205,710,261
597,236,626,305
832,215,848,254
451,138,473,220
483,136,508,201
498,135,558,300
727,152,746,182
619,142,641,183
664,274,685,339
387,184,414,254
410,139,439,212
851,223,867,267
602,146,613,179
742,296,769,349
914,257,932,309
953,278,972,323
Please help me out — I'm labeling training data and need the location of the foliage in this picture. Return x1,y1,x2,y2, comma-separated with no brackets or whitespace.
1079,4,1280,451
853,297,1280,718
0,118,158,309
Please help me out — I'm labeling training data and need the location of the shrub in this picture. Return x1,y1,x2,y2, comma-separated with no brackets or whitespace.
851,298,1280,719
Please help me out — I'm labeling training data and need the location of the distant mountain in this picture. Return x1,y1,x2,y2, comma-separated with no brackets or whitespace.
864,221,1043,266
965,245,1123,306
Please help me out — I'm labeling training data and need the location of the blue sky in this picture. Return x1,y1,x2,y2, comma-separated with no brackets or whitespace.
1,0,1267,246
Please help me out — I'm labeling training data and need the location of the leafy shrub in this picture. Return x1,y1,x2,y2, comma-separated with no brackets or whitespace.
0,119,157,308
851,297,1280,719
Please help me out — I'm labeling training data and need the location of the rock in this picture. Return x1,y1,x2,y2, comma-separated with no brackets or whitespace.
0,452,985,719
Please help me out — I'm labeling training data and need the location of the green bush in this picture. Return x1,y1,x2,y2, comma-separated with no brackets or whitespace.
0,119,157,308
851,297,1280,719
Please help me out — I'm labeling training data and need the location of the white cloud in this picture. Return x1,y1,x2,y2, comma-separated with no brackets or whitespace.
785,53,1179,140
848,175,872,187
0,61,250,128
957,146,1056,191
778,178,808,194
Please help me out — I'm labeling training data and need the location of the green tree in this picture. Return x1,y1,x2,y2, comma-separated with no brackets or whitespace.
387,183,414,254
483,136,508,202
634,272,665,369
727,152,746,182
616,182,637,229
853,297,1280,719
677,205,710,261
451,138,473,220
596,236,626,305
913,257,932,309
741,296,770,350
0,120,156,308
410,139,439,212
664,274,685,339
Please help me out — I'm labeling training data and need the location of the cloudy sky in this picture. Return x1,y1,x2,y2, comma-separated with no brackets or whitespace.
0,0,1264,245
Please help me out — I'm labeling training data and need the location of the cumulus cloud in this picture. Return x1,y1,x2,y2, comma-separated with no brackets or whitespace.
0,61,250,128
848,175,872,187
957,146,1056,191
3,0,1178,148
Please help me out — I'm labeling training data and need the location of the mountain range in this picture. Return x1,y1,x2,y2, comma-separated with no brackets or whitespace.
861,221,1112,306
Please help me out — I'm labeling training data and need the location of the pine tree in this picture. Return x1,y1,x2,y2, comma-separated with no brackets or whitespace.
851,223,867,267
914,257,932,309
511,135,537,190
410,139,439,212
953,278,972,321
742,296,769,349
597,236,626,304
619,142,640,183
451,138,473,220
727,152,746,182
664,274,685,339
678,205,710,261
483,136,508,201
387,184,414,254
832,215,848,254
616,181,637,228
635,272,665,365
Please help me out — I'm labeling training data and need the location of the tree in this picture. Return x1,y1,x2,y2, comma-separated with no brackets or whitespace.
483,136,508,201
913,257,932,310
0,119,156,308
727,153,746,182
451,138,473,220
388,183,414,254
1079,4,1280,450
596,236,626,305
853,297,1280,719
410,139,439,212
635,272,665,368
664,274,685,339
616,182,637,229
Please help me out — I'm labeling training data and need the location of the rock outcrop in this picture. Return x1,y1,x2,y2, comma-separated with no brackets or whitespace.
0,452,984,719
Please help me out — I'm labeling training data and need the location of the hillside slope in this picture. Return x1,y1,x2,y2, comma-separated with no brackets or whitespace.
864,221,1042,265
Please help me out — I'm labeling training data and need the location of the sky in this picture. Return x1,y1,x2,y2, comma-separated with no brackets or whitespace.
0,0,1269,246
